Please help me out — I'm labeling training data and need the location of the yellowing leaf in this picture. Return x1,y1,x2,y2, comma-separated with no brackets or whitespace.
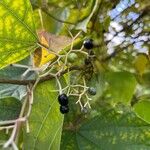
34,31,72,67
34,35,56,67
0,0,38,69
134,53,149,75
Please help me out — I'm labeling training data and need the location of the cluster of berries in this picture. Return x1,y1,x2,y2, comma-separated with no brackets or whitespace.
58,39,96,114
58,94,69,114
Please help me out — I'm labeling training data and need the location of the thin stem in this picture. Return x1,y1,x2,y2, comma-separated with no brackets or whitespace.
3,122,18,148
38,9,44,29
55,76,62,94
0,125,14,130
0,118,26,126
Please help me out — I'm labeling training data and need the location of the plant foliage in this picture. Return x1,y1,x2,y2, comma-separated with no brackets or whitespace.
0,0,149,149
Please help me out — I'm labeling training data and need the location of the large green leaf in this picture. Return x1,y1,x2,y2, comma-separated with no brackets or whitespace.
0,0,38,69
0,97,22,121
61,108,150,150
0,131,10,149
106,72,137,105
23,79,64,150
133,100,150,124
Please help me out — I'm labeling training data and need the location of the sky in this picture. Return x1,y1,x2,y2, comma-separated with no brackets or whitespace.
105,0,149,54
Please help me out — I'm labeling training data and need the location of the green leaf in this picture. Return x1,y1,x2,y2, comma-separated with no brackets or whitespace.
0,58,34,100
106,72,137,105
134,54,149,75
0,84,26,100
142,72,150,86
133,100,150,124
23,79,64,150
0,0,38,69
0,77,26,101
42,8,70,34
61,108,150,150
0,97,21,121
47,0,73,7
0,131,10,149
103,16,111,32
76,0,101,32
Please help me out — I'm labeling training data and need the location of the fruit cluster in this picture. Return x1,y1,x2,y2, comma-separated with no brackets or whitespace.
58,93,69,114
57,39,96,114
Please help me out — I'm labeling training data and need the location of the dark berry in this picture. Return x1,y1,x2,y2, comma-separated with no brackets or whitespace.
88,87,96,95
83,39,94,49
58,94,68,106
60,105,69,114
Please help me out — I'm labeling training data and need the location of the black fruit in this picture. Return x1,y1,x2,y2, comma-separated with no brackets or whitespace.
60,105,69,114
83,39,94,49
88,87,96,95
58,93,68,106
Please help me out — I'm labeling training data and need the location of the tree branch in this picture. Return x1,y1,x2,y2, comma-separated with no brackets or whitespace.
0,66,82,85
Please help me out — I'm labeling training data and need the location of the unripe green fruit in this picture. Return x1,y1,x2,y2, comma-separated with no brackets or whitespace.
67,53,78,63
88,87,97,95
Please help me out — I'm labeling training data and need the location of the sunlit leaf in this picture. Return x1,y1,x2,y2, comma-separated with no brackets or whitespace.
133,99,150,124
0,0,38,69
23,79,64,150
